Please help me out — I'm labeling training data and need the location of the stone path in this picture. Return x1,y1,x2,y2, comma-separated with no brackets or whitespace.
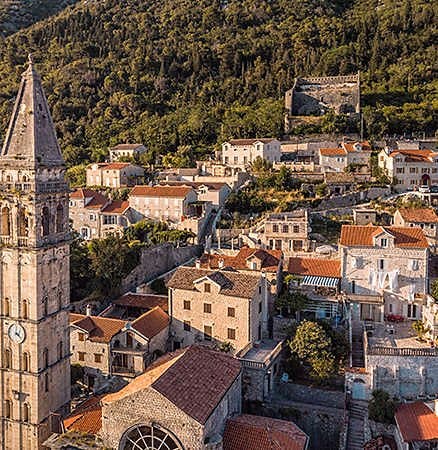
346,400,368,450
351,321,365,368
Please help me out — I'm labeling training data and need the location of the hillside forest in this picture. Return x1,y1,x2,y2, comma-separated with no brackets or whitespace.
0,0,436,171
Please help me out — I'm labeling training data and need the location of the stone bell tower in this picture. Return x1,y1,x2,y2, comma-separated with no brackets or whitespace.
0,56,70,449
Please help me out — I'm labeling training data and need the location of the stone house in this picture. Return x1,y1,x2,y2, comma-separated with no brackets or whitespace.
86,162,145,188
69,188,134,239
318,141,371,173
394,207,438,251
160,180,232,208
353,208,377,225
259,210,312,254
339,225,429,322
324,172,356,195
70,307,169,387
167,266,268,353
221,138,281,168
54,346,308,450
394,401,438,449
199,247,283,312
129,185,198,223
109,143,147,162
378,148,438,192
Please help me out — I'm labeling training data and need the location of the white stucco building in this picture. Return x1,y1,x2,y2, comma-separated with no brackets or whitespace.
221,139,281,168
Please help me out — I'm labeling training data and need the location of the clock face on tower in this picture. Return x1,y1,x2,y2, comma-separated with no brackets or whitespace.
8,322,26,344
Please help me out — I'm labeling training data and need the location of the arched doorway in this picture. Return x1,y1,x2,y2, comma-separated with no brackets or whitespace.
119,424,184,450
421,174,431,186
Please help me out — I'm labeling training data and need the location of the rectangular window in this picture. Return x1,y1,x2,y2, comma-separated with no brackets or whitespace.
379,259,385,270
78,352,85,362
78,333,85,342
183,300,191,310
351,280,356,294
204,283,211,293
227,328,236,340
381,238,387,247
227,307,235,317
94,354,102,363
293,225,300,233
183,320,191,332
203,303,212,313
204,325,212,341
272,224,279,233
258,302,262,313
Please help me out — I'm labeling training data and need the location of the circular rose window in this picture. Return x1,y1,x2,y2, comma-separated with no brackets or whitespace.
120,424,183,450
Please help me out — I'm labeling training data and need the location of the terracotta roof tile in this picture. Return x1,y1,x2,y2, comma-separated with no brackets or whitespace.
223,414,309,450
342,141,371,152
228,138,276,145
200,248,282,273
159,180,229,191
339,225,428,248
131,306,169,339
395,401,438,442
319,147,347,156
152,346,241,424
100,162,132,170
389,149,437,162
70,314,126,343
288,257,341,277
64,396,103,434
397,208,438,223
113,293,168,312
129,185,193,198
70,188,108,209
167,267,261,298
101,200,130,214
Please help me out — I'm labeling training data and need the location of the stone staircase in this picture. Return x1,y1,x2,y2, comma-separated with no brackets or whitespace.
346,400,368,450
351,321,365,368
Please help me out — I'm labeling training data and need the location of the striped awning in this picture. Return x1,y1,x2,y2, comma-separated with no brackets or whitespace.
302,275,339,288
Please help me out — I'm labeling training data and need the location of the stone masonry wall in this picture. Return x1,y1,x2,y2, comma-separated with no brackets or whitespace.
122,243,202,292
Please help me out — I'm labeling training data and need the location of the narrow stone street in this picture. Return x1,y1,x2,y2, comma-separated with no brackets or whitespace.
346,400,368,450
351,321,365,368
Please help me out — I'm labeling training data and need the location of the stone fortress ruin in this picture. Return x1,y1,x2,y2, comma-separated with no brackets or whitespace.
284,73,361,132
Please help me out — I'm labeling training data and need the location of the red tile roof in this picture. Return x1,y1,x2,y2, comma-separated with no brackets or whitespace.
70,314,126,343
152,346,241,424
223,414,309,450
339,225,428,248
228,138,276,145
388,149,437,162
200,248,282,273
319,147,347,156
101,200,130,214
101,162,132,170
131,306,169,339
129,185,193,198
342,141,371,152
397,208,438,223
64,396,103,434
70,188,108,209
160,180,229,191
288,257,341,278
395,401,438,442
113,293,168,312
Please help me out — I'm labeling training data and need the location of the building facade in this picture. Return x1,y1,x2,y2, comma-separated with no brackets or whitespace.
339,225,429,322
378,148,438,192
109,143,147,162
167,267,267,354
221,139,281,168
0,58,71,449
86,162,144,188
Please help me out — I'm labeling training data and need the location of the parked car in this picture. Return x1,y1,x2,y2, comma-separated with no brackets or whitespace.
419,185,430,193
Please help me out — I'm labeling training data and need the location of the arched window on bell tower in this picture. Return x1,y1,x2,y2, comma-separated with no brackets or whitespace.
4,399,12,419
56,203,64,233
23,403,30,422
22,299,28,319
4,348,12,368
41,206,50,237
42,296,48,316
4,297,10,316
57,341,63,360
17,207,28,237
22,352,30,372
1,206,11,236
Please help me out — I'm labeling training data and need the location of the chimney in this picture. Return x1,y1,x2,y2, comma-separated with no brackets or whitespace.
86,304,92,316
218,258,224,269
195,259,201,269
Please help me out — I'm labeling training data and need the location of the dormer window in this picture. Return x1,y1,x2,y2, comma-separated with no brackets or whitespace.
204,283,211,293
251,261,257,270
380,238,388,248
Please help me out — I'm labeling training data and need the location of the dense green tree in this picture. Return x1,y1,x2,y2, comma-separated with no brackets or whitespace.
368,390,397,424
